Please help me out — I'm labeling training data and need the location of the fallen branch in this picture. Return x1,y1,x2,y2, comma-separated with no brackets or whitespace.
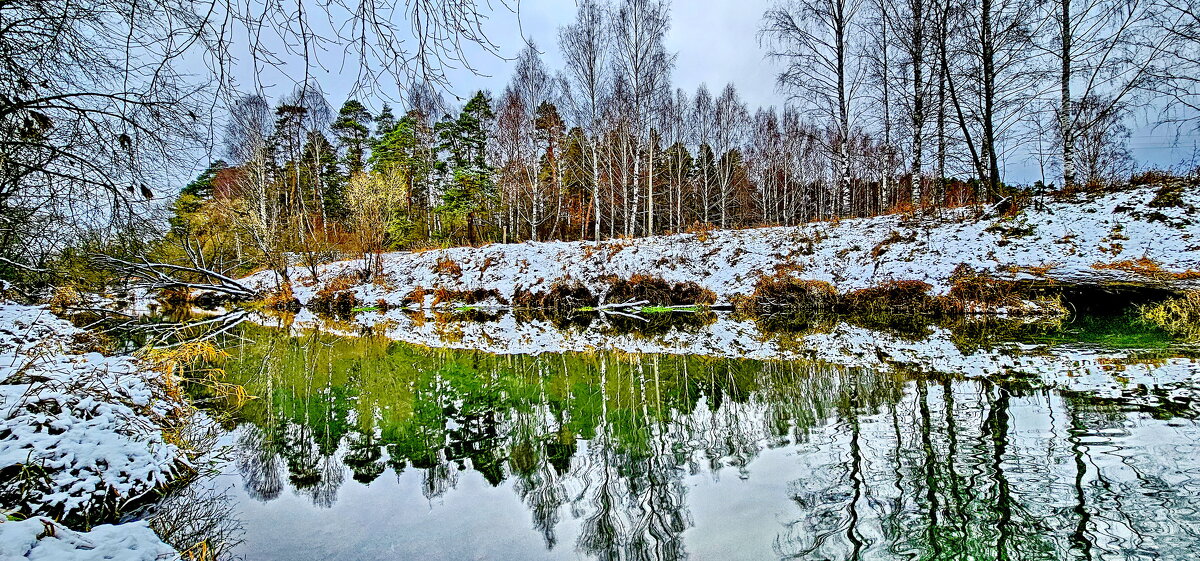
91,254,258,300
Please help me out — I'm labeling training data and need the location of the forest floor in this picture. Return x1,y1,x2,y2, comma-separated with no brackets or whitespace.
242,182,1200,315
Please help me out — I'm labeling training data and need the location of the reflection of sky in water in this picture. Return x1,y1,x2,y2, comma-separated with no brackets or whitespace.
180,318,1200,561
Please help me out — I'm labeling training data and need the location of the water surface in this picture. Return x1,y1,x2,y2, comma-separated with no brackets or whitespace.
170,312,1200,560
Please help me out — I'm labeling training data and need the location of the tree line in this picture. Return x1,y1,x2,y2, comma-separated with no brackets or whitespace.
163,0,1200,280
6,0,1200,286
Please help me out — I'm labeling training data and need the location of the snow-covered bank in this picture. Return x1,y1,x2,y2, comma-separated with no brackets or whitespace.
260,309,1200,400
0,517,175,561
241,185,1200,310
0,304,184,557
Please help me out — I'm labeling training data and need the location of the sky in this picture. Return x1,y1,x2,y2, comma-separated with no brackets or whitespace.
228,0,1195,185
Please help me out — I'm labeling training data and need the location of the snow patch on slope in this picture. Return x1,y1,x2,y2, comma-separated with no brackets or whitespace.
241,186,1200,307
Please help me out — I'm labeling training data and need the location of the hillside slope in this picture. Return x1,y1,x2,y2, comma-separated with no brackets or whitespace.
242,184,1200,309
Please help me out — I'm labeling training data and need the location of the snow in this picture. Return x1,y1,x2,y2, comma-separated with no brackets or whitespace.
0,303,187,519
0,517,176,561
240,185,1200,308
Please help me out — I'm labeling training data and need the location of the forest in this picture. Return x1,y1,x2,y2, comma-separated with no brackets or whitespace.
4,0,1200,289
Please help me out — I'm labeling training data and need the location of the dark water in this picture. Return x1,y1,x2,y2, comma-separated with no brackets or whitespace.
171,314,1200,561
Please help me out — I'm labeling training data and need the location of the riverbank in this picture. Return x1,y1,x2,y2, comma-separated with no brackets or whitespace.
0,303,184,558
240,183,1200,316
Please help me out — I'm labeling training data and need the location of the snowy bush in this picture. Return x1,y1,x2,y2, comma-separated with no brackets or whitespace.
0,304,188,521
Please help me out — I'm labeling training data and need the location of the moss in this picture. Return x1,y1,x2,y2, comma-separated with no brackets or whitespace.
1148,183,1187,208
1030,314,1176,348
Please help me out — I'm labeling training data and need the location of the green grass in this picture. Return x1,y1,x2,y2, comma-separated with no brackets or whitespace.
350,306,379,313
638,305,703,313
454,305,480,312
577,306,597,311
1027,314,1175,349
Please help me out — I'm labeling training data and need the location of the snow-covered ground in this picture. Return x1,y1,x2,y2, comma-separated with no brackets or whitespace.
262,309,1200,401
0,303,183,558
241,185,1200,308
0,517,175,561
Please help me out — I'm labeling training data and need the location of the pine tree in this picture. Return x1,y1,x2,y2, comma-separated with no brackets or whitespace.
435,91,495,244
331,99,373,176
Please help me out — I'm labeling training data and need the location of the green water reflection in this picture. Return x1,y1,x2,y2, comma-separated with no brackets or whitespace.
209,321,1200,561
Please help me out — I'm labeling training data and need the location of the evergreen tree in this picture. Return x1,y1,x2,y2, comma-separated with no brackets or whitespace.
435,91,495,244
331,99,373,176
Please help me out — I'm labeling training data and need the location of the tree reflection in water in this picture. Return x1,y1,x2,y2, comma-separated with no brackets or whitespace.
208,321,1200,561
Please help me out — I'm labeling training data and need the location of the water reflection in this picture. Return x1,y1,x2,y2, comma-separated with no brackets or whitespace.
191,318,1200,561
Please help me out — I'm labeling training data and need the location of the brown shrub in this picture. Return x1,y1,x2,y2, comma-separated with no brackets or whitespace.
738,275,838,312
947,264,1028,311
430,287,506,307
306,271,369,316
513,279,598,311
402,285,427,307
263,282,301,311
1130,169,1178,186
686,221,716,242
434,256,463,276
604,274,716,306
843,280,939,313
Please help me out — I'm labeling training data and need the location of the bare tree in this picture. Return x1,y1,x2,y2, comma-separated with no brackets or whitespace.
611,0,674,236
762,0,866,216
1040,0,1160,187
0,0,513,282
560,0,611,241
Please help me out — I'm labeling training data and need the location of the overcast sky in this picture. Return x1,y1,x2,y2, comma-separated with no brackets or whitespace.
234,0,1197,184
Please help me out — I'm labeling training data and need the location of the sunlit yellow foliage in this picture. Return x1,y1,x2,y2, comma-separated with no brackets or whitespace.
1140,291,1200,340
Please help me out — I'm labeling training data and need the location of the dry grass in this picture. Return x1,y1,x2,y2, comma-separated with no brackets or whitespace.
434,256,463,276
140,341,254,450
870,230,915,258
686,221,717,242
262,282,300,311
307,272,366,316
402,285,427,307
513,279,597,311
1093,257,1200,280
47,284,84,310
843,280,940,313
430,287,506,307
737,275,838,312
946,265,1031,312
